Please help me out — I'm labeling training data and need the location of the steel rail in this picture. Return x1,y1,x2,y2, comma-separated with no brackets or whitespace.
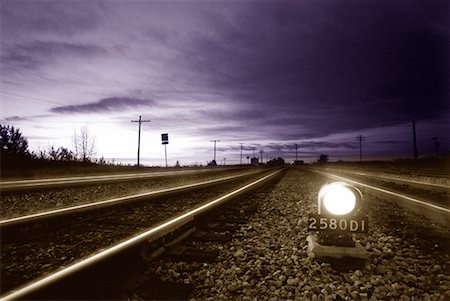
322,168,449,190
0,169,262,228
0,168,284,301
0,167,244,191
313,169,450,214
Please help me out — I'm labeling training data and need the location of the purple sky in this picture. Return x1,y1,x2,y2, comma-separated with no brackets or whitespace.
1,0,448,165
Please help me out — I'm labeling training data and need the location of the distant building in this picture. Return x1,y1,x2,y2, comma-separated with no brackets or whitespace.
294,160,304,165
251,157,259,165
267,157,285,166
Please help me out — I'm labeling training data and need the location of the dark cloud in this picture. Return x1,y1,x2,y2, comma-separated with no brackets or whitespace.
263,141,359,152
374,140,405,145
50,97,155,114
298,141,358,150
219,140,358,156
177,1,448,138
1,0,102,37
1,41,106,70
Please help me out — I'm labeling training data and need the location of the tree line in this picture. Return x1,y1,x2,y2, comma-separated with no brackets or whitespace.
0,124,104,165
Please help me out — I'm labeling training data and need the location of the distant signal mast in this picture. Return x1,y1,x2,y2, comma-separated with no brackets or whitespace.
162,133,169,167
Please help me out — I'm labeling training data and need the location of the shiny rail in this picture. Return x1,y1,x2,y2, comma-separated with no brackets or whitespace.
0,168,284,301
313,169,450,229
322,168,450,190
0,167,244,192
314,169,450,214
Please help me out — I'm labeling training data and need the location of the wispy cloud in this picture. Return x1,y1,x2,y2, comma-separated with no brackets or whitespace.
1,114,54,123
1,41,106,71
50,97,155,114
3,116,28,122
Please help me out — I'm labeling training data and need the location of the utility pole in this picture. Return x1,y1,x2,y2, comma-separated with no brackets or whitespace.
295,144,298,161
252,147,256,158
259,149,264,164
432,137,440,157
239,143,244,165
412,120,418,159
356,135,365,162
131,116,150,167
210,140,220,163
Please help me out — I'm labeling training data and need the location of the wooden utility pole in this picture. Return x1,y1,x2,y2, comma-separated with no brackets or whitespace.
412,120,418,159
356,135,365,162
131,116,150,167
432,137,440,157
210,140,220,163
239,143,244,165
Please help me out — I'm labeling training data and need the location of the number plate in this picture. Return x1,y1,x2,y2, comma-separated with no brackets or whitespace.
308,214,368,233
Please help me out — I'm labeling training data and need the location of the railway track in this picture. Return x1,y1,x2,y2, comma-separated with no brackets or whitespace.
0,169,264,230
322,168,449,190
321,165,450,180
0,167,257,220
1,168,285,299
311,168,450,227
0,166,247,194
1,166,448,300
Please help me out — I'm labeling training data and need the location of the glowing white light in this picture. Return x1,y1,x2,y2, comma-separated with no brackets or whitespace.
320,182,356,215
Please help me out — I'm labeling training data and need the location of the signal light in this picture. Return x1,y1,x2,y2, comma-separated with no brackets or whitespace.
318,182,362,216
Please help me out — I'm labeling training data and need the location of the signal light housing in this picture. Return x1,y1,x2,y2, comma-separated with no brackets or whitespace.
307,181,368,259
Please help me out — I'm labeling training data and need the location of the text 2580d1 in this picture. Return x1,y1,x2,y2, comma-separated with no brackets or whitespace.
308,214,368,233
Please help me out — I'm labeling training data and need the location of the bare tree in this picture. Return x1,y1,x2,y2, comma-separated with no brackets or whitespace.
72,126,96,162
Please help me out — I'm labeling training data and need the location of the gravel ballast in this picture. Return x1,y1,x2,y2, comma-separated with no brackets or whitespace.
151,167,450,300
1,172,270,294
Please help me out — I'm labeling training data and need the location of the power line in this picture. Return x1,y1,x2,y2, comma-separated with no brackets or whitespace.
131,116,151,167
0,91,65,106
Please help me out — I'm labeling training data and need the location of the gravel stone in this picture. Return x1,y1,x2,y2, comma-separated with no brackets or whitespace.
161,168,450,300
0,169,248,219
